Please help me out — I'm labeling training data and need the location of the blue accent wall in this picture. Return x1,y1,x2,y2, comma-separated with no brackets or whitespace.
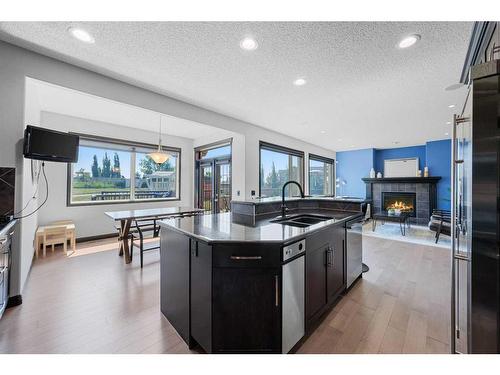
336,148,374,198
336,140,451,206
426,139,451,210
374,145,426,175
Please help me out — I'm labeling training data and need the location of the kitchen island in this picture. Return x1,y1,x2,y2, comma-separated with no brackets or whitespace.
159,197,366,353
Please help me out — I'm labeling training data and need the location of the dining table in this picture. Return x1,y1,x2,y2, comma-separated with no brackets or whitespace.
105,206,205,264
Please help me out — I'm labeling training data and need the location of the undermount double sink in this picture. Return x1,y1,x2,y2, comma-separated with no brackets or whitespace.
270,214,334,228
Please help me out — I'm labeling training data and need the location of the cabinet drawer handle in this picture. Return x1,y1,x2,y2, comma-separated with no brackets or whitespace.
275,275,279,307
328,247,334,267
230,255,262,260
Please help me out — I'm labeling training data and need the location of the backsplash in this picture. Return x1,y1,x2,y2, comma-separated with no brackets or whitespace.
0,168,15,217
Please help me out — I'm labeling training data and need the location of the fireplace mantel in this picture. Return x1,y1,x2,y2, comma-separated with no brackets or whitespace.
362,177,441,184
363,176,440,225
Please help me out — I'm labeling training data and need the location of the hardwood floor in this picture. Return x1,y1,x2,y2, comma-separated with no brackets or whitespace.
297,236,451,354
0,235,451,354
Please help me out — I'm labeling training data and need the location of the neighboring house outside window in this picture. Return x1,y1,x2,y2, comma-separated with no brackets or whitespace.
68,136,180,205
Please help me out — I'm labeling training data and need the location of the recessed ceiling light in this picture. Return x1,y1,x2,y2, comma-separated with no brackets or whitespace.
448,104,456,108
397,34,421,49
446,121,452,125
68,27,95,44
239,37,258,51
293,78,307,86
320,130,326,134
445,132,450,136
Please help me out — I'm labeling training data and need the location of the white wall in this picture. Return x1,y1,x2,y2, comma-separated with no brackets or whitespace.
14,79,42,296
37,111,194,238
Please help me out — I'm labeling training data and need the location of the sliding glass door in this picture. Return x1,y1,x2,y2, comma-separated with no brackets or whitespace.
195,141,232,213
215,161,231,213
199,163,214,212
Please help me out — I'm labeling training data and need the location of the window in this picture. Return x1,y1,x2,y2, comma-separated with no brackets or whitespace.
259,141,304,198
309,154,334,196
68,136,180,205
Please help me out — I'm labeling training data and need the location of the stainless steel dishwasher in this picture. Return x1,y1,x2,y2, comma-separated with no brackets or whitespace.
282,239,305,353
346,216,363,289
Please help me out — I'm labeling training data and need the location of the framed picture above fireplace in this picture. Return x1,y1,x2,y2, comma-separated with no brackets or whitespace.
384,157,419,177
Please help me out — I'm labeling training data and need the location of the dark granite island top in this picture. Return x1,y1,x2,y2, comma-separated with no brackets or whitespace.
231,196,370,219
159,201,365,354
158,209,363,244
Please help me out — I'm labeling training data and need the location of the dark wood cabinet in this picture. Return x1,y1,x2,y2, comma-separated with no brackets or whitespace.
160,229,191,345
327,224,346,303
190,239,212,352
305,225,346,327
160,221,347,353
305,237,328,320
212,266,281,353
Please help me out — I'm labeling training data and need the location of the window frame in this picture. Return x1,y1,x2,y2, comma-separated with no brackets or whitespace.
308,153,335,197
258,141,305,198
193,138,233,212
66,133,181,207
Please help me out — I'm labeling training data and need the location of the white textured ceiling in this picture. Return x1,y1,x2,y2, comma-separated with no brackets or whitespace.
26,78,233,140
1,22,472,151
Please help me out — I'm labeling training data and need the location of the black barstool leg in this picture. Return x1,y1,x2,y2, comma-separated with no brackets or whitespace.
130,236,133,261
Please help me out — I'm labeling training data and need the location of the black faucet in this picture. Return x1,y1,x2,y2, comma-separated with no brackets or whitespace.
281,180,305,217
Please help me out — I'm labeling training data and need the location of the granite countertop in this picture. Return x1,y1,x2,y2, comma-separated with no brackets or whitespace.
232,196,369,205
159,210,363,244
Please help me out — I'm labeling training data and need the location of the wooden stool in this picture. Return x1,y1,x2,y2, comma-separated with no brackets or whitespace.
35,222,76,258
42,225,69,257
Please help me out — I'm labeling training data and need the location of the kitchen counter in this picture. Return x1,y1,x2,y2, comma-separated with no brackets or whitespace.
230,196,369,219
232,196,369,205
159,209,363,244
159,204,364,354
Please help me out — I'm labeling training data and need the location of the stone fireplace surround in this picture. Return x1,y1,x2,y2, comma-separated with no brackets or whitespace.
362,177,441,226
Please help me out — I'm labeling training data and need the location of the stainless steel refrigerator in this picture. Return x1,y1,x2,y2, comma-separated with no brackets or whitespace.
451,59,500,354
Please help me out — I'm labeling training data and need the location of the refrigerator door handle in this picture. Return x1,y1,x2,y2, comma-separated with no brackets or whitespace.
452,115,472,261
451,113,472,354
455,259,460,341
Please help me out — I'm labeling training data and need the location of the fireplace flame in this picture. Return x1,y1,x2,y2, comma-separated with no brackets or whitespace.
387,200,413,211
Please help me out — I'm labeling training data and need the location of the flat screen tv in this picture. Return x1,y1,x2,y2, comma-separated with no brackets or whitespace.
23,125,79,163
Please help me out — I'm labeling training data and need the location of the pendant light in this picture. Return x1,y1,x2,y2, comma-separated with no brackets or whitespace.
148,116,170,164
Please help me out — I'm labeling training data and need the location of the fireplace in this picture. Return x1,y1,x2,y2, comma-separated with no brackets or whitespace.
381,192,416,217
363,177,440,225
